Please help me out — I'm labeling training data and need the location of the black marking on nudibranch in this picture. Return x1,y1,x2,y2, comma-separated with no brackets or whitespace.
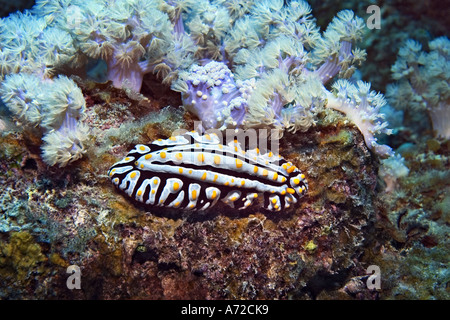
108,132,308,212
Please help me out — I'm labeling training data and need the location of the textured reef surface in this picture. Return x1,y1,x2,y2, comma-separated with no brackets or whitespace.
0,94,382,299
0,0,448,300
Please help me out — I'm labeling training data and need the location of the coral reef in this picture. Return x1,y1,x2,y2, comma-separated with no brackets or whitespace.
387,37,450,139
0,73,89,167
172,6,370,140
0,97,382,299
378,153,409,193
309,0,449,92
371,138,449,299
1,0,394,163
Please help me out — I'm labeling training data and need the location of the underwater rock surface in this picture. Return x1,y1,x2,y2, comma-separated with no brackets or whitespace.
0,0,448,301
0,81,380,299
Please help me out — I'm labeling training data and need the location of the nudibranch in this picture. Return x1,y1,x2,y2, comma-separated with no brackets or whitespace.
108,132,307,212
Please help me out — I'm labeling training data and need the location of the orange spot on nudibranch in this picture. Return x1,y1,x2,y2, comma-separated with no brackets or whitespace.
287,188,295,194
287,165,296,174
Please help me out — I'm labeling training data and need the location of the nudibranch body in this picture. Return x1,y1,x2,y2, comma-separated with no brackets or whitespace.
108,132,307,212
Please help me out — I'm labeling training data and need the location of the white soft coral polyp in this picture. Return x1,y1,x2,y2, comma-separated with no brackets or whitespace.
326,80,394,158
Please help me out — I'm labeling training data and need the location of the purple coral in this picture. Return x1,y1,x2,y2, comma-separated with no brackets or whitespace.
311,10,366,84
0,73,89,167
69,1,175,92
0,0,393,166
170,6,369,138
174,60,251,129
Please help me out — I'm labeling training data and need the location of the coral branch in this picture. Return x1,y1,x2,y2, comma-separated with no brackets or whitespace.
327,80,394,158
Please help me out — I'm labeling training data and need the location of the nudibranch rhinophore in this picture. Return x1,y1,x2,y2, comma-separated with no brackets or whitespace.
108,132,307,212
